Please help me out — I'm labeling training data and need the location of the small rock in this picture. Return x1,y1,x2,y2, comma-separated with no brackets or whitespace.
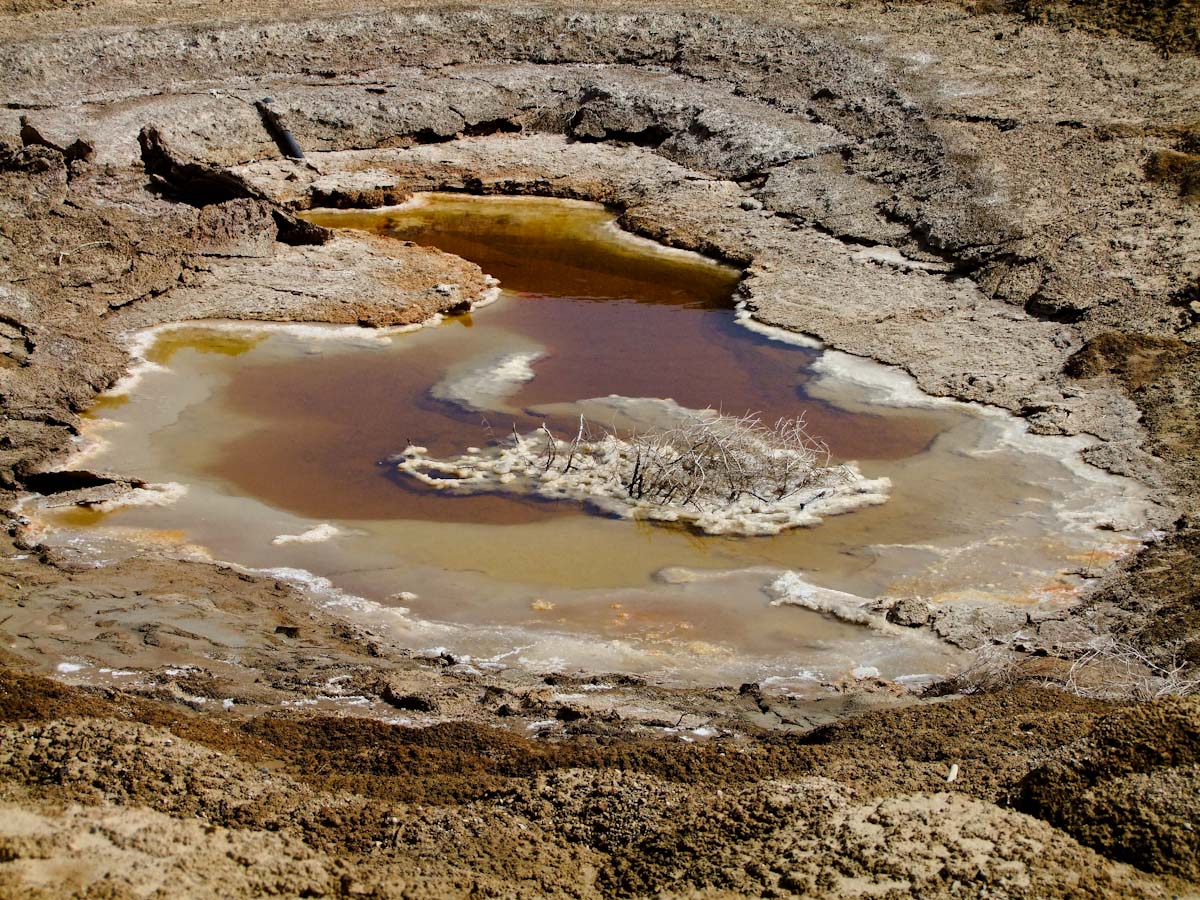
739,196,764,211
274,625,301,638
887,597,930,627
555,705,586,722
381,684,439,713
930,604,1028,649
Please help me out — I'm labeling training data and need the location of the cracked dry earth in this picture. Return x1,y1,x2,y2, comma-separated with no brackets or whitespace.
0,1,1199,898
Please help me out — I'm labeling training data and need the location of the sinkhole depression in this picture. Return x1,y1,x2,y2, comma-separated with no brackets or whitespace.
27,194,1159,689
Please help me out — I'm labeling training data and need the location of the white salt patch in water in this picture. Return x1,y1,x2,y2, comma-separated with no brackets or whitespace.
733,301,824,348
55,661,87,674
963,411,1165,535
808,349,1167,538
124,318,436,362
431,348,543,413
808,350,960,410
65,417,121,467
471,279,503,310
24,482,190,519
767,571,892,631
97,358,168,404
257,565,416,618
92,482,189,512
600,219,739,267
397,428,891,536
271,523,346,545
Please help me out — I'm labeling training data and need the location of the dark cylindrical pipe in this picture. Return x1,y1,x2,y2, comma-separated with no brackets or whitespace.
255,99,305,160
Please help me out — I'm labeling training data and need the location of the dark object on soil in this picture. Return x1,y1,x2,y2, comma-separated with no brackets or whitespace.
255,99,305,160
310,186,412,209
555,705,586,722
1011,0,1200,56
1063,331,1189,388
380,684,439,713
274,625,300,638
271,209,331,246
20,469,133,495
887,597,931,627
0,141,62,174
1145,148,1200,201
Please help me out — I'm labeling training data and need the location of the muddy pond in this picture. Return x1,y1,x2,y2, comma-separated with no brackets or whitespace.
34,194,1158,690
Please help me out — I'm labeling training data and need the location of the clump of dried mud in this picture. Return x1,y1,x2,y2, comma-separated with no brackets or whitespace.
0,0,1198,896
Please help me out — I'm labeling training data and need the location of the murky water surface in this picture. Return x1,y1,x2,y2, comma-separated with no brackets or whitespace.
37,195,1154,688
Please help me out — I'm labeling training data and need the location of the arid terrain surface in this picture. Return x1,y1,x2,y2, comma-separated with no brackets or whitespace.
0,0,1198,897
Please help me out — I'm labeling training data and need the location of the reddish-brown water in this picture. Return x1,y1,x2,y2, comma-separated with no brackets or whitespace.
209,196,946,523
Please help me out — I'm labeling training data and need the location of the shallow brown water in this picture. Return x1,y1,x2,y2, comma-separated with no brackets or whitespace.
32,195,1153,686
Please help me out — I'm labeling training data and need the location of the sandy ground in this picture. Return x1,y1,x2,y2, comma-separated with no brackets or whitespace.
0,0,1198,896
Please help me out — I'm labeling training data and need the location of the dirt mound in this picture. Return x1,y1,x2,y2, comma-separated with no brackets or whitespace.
1012,0,1200,55
3,671,1193,898
1016,696,1200,881
0,708,1185,900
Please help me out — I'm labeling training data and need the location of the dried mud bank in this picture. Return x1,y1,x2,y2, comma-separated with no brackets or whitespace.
0,2,1199,897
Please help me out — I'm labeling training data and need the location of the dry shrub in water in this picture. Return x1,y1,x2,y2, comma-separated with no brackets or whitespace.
614,412,839,511
401,409,878,535
531,411,844,513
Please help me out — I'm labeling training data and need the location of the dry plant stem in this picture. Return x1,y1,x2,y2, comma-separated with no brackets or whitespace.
1059,636,1200,700
596,411,841,513
950,637,1199,701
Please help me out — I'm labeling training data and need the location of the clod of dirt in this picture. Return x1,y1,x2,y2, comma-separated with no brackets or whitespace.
18,115,93,164
1145,148,1200,201
887,597,932,627
1015,696,1200,881
380,683,439,713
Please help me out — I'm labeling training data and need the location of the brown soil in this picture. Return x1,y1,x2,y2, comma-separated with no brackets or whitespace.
3,668,1196,899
